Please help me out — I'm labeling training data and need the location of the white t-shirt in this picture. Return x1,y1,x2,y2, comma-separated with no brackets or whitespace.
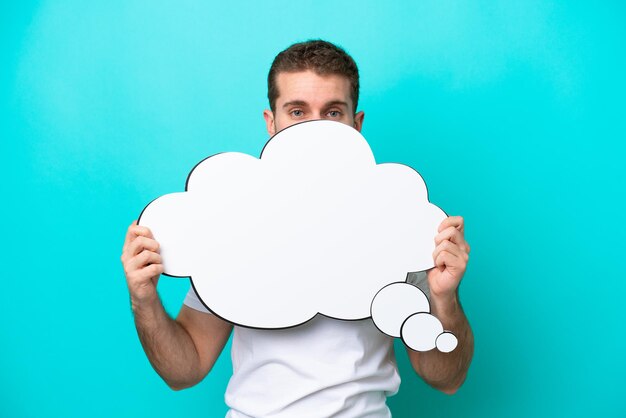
183,272,430,417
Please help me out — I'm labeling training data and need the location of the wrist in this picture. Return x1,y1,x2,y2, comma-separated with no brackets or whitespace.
130,288,160,315
429,291,460,322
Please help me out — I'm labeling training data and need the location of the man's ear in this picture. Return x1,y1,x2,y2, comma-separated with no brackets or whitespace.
263,109,276,136
353,111,365,132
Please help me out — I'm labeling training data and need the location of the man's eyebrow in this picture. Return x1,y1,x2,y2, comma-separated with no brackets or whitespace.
281,100,350,109
282,100,309,109
322,100,349,109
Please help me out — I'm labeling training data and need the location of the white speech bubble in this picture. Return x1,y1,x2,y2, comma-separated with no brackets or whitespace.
371,282,430,338
401,312,443,352
138,120,455,351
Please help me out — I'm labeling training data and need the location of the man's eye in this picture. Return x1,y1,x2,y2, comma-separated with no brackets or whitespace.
327,110,341,118
291,109,304,117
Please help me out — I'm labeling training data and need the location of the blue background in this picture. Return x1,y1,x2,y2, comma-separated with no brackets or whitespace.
2,1,625,417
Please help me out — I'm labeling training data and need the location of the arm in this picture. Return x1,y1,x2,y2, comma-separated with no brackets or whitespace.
406,216,474,394
406,291,473,394
121,221,233,390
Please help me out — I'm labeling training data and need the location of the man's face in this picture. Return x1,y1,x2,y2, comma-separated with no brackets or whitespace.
263,70,364,136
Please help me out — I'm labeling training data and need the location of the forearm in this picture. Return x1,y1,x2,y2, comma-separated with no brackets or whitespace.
408,293,474,393
131,294,202,390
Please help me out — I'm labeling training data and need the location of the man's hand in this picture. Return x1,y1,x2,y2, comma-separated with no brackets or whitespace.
121,220,164,308
407,215,474,394
120,220,232,390
427,216,470,300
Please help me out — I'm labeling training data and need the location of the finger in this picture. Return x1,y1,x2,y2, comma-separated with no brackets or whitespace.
438,216,464,233
126,236,160,258
126,250,163,274
432,239,465,262
123,222,153,254
128,224,155,241
128,263,164,285
144,263,164,278
435,227,470,253
434,250,463,272
434,250,454,270
435,226,462,245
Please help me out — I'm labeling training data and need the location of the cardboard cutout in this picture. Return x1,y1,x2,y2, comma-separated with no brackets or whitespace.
139,120,457,352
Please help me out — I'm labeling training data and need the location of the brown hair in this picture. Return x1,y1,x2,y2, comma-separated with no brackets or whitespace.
267,40,360,113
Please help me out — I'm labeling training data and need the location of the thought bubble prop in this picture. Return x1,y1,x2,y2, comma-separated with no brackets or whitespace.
139,120,456,352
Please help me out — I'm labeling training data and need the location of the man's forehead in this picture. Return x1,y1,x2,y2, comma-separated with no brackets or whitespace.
275,70,352,104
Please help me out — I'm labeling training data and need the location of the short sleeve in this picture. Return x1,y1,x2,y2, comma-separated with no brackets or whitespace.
183,285,212,313
406,271,431,300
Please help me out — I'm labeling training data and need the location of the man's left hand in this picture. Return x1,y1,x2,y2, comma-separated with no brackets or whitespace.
427,216,470,300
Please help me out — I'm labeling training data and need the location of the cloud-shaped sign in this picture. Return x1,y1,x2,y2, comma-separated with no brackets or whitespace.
139,120,456,352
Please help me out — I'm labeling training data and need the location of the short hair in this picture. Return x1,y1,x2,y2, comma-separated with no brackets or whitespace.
267,40,360,113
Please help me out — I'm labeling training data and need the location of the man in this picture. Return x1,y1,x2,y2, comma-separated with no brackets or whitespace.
121,40,473,417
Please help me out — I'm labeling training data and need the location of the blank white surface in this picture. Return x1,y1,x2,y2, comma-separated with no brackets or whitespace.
139,120,447,334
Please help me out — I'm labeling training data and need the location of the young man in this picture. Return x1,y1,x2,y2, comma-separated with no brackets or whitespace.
121,40,474,417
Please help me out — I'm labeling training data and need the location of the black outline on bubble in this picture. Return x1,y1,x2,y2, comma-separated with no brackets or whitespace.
370,280,432,334
137,120,448,332
400,311,457,353
369,279,452,351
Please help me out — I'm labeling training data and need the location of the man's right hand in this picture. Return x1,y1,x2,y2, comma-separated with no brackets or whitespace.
121,220,164,308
